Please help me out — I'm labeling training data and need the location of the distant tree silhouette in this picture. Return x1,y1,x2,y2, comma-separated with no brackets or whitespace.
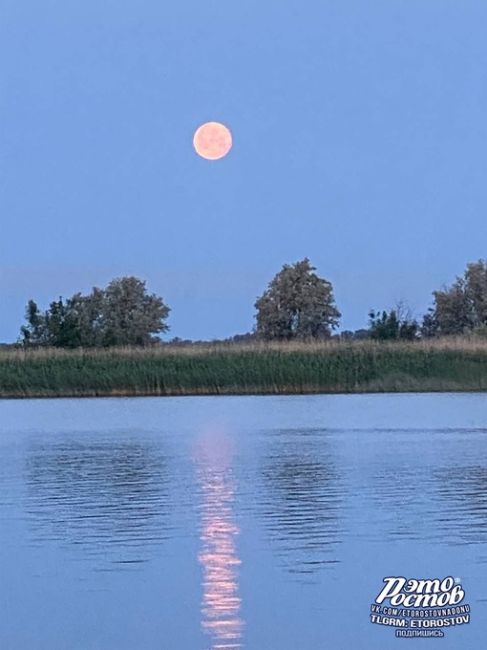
425,260,487,336
368,306,418,341
20,277,170,348
255,258,340,340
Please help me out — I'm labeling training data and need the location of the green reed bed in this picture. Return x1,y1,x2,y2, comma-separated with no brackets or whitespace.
1,338,487,398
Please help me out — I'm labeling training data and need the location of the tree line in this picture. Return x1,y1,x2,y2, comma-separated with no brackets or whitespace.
21,277,169,347
19,258,487,347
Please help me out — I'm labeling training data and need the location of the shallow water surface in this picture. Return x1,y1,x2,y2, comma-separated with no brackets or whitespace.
0,394,486,649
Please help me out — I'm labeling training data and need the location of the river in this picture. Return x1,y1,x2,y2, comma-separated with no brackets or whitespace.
0,394,485,649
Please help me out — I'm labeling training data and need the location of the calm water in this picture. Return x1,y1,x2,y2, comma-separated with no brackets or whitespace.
0,394,486,649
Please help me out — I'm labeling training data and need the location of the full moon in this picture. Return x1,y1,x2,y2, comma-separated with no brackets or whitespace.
193,122,233,160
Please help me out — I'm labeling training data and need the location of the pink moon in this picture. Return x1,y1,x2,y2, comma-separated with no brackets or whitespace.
193,122,233,160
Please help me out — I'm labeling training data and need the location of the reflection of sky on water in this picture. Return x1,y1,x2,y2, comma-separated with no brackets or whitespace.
195,433,244,650
24,441,171,568
336,429,487,547
0,395,487,649
433,464,487,546
258,430,344,578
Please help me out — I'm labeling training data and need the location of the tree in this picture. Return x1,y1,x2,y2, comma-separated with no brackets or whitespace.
368,304,419,341
464,260,487,328
20,277,170,348
368,310,399,340
20,300,46,345
65,289,106,348
255,258,340,340
428,260,487,335
101,277,170,346
420,311,439,338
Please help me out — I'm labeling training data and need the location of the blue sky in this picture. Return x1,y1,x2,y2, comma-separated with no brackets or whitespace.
1,0,486,341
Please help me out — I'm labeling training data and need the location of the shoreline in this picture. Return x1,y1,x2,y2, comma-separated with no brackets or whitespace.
1,386,486,400
2,338,487,399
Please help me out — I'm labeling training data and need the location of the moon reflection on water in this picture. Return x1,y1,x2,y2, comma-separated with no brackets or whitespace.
195,433,244,649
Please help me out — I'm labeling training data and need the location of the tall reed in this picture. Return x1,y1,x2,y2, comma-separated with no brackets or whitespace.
1,338,486,398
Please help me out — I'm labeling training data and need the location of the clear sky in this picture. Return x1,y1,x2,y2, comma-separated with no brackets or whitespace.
1,1,486,342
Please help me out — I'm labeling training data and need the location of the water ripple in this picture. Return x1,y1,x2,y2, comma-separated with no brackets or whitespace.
24,441,171,568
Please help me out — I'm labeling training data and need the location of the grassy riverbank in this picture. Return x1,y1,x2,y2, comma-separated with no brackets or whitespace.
1,338,487,398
